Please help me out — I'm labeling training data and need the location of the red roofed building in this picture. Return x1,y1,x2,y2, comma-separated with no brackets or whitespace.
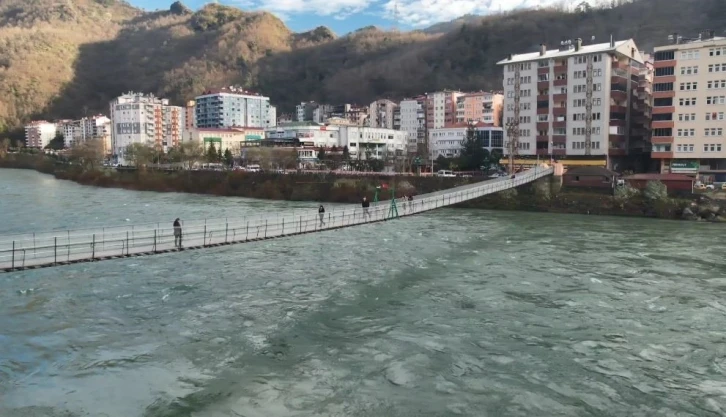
624,173,695,192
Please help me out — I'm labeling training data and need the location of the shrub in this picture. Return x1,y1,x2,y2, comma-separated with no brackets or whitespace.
644,180,668,201
614,184,640,202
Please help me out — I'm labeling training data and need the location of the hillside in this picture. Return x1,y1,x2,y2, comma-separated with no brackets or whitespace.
0,0,724,137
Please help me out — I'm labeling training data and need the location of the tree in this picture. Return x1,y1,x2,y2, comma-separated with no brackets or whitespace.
317,147,326,161
217,147,223,163
70,139,104,171
178,141,204,170
459,124,489,171
45,133,65,150
125,143,155,168
490,148,504,171
0,138,10,159
342,145,350,161
435,155,450,170
206,142,218,163
223,148,234,168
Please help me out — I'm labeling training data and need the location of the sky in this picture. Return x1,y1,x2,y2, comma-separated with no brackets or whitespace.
126,0,572,34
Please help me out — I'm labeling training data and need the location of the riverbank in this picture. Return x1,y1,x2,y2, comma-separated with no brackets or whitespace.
1,154,722,222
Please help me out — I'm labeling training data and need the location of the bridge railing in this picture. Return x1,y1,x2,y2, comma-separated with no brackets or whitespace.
0,166,553,271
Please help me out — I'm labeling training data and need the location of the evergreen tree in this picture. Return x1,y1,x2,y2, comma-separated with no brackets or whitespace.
206,142,218,163
223,148,234,167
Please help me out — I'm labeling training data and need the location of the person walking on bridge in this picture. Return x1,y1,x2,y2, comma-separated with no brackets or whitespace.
173,218,183,249
361,196,371,220
318,204,325,227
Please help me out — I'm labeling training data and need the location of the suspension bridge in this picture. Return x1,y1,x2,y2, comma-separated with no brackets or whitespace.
0,166,554,273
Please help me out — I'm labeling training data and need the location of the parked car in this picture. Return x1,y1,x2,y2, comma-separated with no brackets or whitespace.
436,170,455,177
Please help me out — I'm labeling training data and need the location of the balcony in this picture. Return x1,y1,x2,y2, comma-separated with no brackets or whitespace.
553,121,566,128
609,134,626,143
652,75,676,84
651,136,674,144
538,67,550,75
552,135,567,144
611,90,628,101
610,105,627,114
612,60,630,71
538,81,550,89
652,120,674,129
651,151,674,159
652,106,675,114
536,148,549,156
537,107,550,115
653,90,675,99
536,135,549,142
609,148,627,156
553,149,567,156
553,107,567,116
553,93,567,102
536,122,549,130
653,60,675,69
554,79,567,87
554,65,567,73
537,94,549,102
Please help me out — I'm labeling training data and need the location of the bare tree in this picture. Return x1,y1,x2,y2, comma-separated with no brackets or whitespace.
0,138,10,159
70,139,105,171
124,143,155,169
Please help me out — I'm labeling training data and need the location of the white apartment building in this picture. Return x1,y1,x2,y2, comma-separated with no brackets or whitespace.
24,121,57,148
265,122,340,148
267,105,277,128
195,87,272,129
429,123,505,159
399,97,426,153
368,99,398,129
651,32,726,177
338,126,407,160
59,115,112,148
426,90,463,130
498,38,648,169
110,92,183,163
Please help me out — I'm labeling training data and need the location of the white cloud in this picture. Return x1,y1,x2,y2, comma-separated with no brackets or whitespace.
227,0,569,29
229,0,372,19
384,0,565,27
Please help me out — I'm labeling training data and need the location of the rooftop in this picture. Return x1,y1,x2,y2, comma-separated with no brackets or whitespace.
497,39,632,64
564,166,618,177
625,173,695,181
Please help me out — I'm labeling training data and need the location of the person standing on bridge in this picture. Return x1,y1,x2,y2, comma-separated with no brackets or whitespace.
362,196,371,220
318,204,325,227
173,218,182,249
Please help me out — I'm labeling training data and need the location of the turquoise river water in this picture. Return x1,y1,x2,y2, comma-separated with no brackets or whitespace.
1,168,726,416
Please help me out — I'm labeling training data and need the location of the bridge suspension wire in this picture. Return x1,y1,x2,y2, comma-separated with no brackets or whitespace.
0,167,553,273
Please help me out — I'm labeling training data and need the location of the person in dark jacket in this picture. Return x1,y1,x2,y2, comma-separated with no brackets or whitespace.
318,205,325,226
362,196,371,220
173,218,182,248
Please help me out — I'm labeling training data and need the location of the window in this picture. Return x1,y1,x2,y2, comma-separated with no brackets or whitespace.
706,112,725,121
679,97,697,106
708,63,726,73
680,66,699,75
653,128,673,137
573,70,587,79
708,80,726,89
654,97,673,107
517,142,530,150
676,128,696,137
553,127,566,135
520,76,532,84
538,74,549,82
655,67,675,76
707,96,726,105
654,82,674,92
654,50,675,61
680,50,699,60
538,60,549,68
710,47,726,56
594,69,602,77
594,84,602,91
573,84,586,93
680,82,698,91
705,128,724,136
678,113,697,121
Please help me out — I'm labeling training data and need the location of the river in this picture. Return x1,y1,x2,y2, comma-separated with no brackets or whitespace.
1,168,726,417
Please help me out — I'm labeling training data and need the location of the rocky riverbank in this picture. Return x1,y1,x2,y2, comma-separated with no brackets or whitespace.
1,154,724,222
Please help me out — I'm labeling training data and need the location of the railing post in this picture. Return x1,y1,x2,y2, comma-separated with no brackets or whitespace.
300,216,303,233
282,218,285,235
11,241,15,269
246,221,249,241
203,225,207,246
264,219,268,238
153,229,157,252
92,234,96,259
225,222,228,243
54,237,57,264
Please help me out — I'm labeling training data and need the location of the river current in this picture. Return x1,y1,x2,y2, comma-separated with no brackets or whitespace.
1,168,726,416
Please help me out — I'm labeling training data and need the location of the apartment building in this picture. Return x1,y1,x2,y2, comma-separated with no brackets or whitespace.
651,32,726,178
455,92,504,126
192,127,265,153
265,122,340,149
368,99,398,129
195,87,273,129
339,126,407,160
426,90,463,130
60,115,112,148
497,38,651,170
429,123,505,159
399,96,427,154
24,121,57,148
110,92,183,162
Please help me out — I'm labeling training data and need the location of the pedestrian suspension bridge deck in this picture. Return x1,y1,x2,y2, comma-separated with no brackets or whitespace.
0,166,554,273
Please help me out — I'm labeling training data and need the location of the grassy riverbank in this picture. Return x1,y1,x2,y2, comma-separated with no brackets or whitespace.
1,154,720,222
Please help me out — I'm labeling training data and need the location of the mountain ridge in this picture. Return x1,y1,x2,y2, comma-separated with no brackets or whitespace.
0,0,724,137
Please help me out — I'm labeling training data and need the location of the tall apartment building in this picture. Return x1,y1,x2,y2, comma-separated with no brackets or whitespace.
24,121,57,148
368,99,398,129
399,96,427,154
497,38,650,169
455,92,504,126
425,90,463,130
296,101,318,122
195,87,273,129
651,32,726,177
60,115,112,148
110,92,183,162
